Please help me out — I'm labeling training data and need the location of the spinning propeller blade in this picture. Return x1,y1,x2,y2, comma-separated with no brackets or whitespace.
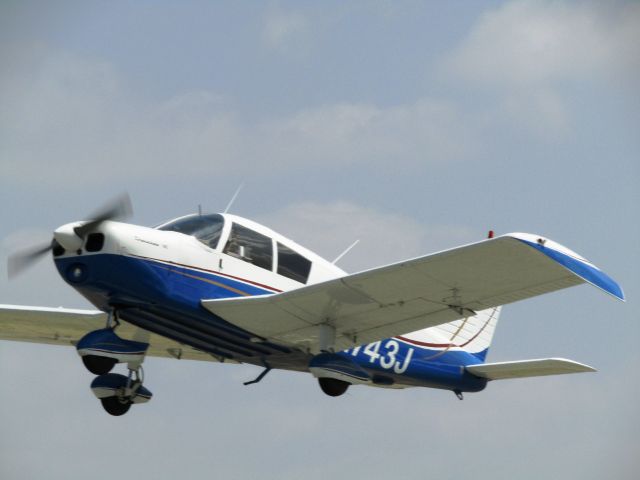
8,241,55,279
7,193,133,279
74,193,133,237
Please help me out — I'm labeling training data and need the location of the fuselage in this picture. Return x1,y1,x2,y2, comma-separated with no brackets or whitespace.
53,214,488,393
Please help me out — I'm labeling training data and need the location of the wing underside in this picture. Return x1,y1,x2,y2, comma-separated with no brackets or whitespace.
202,233,623,352
0,304,218,362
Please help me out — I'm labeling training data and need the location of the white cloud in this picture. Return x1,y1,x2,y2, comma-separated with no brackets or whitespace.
440,0,640,141
444,0,640,88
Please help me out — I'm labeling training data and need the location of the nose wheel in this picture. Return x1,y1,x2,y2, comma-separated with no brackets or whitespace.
91,367,152,416
101,396,132,416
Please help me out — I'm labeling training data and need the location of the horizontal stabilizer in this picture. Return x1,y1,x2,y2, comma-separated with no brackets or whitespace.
466,358,596,380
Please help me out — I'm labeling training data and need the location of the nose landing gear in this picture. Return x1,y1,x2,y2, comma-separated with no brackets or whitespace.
91,368,152,416
100,396,133,417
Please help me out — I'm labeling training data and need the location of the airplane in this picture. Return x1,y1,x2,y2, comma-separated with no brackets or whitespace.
0,195,625,416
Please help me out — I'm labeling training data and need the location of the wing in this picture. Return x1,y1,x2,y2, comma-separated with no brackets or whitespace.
202,233,624,352
0,304,219,362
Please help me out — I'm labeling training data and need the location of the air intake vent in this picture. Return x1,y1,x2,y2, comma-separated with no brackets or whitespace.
85,233,105,252
52,239,66,257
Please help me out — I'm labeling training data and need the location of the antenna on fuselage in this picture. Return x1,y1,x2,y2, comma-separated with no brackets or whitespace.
223,183,244,214
332,239,360,265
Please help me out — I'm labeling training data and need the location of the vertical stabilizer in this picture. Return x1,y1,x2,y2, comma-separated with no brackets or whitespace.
397,306,501,362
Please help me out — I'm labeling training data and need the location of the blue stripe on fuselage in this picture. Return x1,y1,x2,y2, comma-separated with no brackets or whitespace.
55,253,273,308
55,253,488,392
340,340,488,392
54,254,289,359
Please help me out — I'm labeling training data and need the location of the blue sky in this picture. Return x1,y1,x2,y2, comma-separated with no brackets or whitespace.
1,1,638,479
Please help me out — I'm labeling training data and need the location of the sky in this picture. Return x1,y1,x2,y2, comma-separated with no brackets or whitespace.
0,1,638,478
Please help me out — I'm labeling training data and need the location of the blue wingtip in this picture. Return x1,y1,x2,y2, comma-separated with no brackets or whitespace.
518,239,625,301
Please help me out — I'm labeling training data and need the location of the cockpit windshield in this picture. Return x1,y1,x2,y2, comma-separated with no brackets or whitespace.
156,214,225,249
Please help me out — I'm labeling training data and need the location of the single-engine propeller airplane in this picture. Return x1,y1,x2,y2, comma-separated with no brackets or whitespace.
1,195,624,416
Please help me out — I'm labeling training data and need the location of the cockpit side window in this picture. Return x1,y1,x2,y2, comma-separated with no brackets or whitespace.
223,223,273,271
157,214,224,250
277,242,311,284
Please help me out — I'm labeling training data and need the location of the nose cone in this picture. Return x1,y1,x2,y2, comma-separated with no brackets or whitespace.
53,222,84,251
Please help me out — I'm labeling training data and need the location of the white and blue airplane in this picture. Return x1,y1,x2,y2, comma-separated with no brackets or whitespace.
1,196,624,416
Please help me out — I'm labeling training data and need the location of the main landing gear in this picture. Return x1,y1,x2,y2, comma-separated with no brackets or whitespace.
318,377,350,397
76,310,152,416
310,327,354,397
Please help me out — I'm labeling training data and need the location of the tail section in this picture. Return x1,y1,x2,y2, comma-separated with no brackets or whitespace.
396,306,501,361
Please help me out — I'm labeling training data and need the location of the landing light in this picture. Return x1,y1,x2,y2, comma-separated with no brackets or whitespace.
66,263,88,283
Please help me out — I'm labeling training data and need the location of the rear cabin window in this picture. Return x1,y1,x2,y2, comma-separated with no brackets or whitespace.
223,223,273,271
277,242,311,284
157,214,224,250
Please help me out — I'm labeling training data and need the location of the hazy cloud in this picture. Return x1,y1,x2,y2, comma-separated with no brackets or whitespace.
440,0,640,140
0,45,474,186
262,99,473,168
444,0,640,88
262,6,310,52
258,201,479,272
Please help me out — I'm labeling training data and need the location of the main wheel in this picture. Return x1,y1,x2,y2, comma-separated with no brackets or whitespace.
100,397,132,416
318,378,350,397
82,355,117,375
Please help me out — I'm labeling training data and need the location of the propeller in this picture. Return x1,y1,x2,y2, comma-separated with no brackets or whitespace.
7,193,133,279
73,194,132,238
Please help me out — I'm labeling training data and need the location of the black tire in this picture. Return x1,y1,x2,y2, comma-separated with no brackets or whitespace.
318,378,350,397
100,397,132,416
82,355,117,375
